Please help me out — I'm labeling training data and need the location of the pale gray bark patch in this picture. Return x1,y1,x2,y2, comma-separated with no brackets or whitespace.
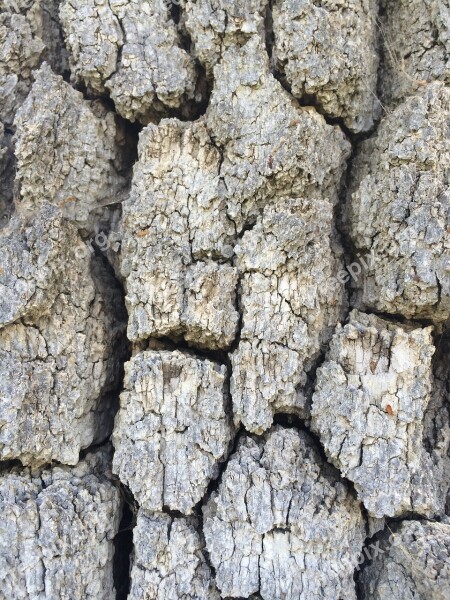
345,82,450,323
13,64,127,231
119,36,349,354
203,426,366,599
0,205,79,327
0,205,125,466
359,520,450,600
379,0,450,108
60,0,197,122
0,1,449,597
129,510,221,600
0,446,122,600
181,0,268,75
112,349,234,513
0,1,67,125
311,310,448,519
0,9,45,126
271,0,381,132
205,36,351,233
119,118,238,349
231,197,347,433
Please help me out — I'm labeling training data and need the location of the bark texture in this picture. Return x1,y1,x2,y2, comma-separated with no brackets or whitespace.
60,0,197,122
129,511,220,600
231,197,346,433
112,349,233,513
379,0,450,108
358,520,450,599
0,205,125,466
311,310,445,518
203,427,366,599
0,447,121,600
345,82,450,323
0,0,449,598
271,0,380,132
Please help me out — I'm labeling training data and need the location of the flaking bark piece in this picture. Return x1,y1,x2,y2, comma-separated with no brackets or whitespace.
0,446,122,600
120,118,238,349
112,350,234,514
203,426,366,599
60,0,197,122
14,64,126,228
231,197,347,433
272,0,380,132
311,310,443,519
0,205,125,466
359,520,450,600
345,82,450,323
129,510,220,600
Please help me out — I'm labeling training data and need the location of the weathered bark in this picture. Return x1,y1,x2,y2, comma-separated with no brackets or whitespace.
0,446,122,599
0,0,449,597
359,520,450,599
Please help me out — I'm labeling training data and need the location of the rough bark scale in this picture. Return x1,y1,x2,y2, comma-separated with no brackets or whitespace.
14,64,127,230
129,511,221,600
271,0,380,132
0,204,126,466
345,82,450,323
311,310,446,518
112,349,233,513
119,119,238,347
231,197,347,433
203,427,366,599
0,0,449,598
0,447,121,600
358,520,450,599
379,0,450,108
180,0,268,75
60,0,197,122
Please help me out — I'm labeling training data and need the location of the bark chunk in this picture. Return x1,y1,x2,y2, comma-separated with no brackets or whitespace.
60,0,197,122
14,64,126,228
0,205,125,466
379,0,450,107
0,8,44,126
203,426,366,599
0,1,68,125
359,520,450,600
181,0,268,74
272,0,380,132
311,310,445,519
345,83,450,323
129,510,220,600
120,119,238,349
231,198,347,433
206,37,351,233
0,447,122,600
112,350,233,514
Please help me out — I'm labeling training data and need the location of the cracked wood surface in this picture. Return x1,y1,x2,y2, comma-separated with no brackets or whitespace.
0,0,449,598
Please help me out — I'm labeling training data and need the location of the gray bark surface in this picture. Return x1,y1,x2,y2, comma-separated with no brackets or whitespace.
379,0,450,108
0,447,122,600
359,520,450,599
0,205,125,466
271,0,380,132
311,310,445,518
129,510,220,600
0,0,449,597
60,0,197,122
345,82,450,323
112,349,233,513
203,427,366,599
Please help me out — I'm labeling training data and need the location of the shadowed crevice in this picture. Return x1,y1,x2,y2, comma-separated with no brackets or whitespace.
113,485,138,600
